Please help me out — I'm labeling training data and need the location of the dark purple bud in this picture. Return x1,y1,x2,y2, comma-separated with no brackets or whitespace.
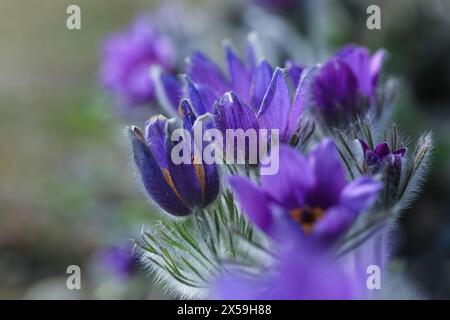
130,116,220,216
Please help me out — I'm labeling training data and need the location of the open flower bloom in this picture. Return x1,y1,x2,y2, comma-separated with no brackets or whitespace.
129,115,219,216
229,139,382,243
214,67,312,147
100,16,175,107
312,44,384,124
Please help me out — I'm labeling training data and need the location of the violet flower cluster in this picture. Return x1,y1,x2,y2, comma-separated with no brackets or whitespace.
101,21,432,299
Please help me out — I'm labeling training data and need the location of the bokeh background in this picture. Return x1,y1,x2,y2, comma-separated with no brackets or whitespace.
0,0,449,299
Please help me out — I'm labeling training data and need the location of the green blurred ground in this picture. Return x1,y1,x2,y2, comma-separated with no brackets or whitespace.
0,0,169,299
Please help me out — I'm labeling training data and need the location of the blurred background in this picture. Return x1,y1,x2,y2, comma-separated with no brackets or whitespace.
0,0,449,299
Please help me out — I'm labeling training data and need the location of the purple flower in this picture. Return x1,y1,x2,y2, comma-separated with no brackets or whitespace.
155,44,303,123
313,44,384,124
213,238,360,300
156,45,259,114
359,140,406,174
129,114,219,216
100,16,175,108
229,139,382,243
214,67,312,146
359,140,406,203
285,60,305,88
97,243,138,280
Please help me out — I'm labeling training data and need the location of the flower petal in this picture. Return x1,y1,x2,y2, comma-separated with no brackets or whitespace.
313,206,355,243
370,49,385,87
191,83,218,114
285,60,304,88
145,115,169,169
306,139,347,208
257,68,291,141
374,142,391,158
285,66,316,140
166,122,205,209
226,45,251,103
335,44,372,96
192,114,221,206
340,176,382,214
260,145,312,208
151,67,181,116
312,59,359,120
186,80,208,115
229,176,273,233
250,60,274,112
178,99,197,131
214,92,260,133
393,147,407,157
129,126,191,216
358,139,371,154
187,51,229,95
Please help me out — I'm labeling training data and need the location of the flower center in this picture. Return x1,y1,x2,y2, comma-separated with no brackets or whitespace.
290,206,325,234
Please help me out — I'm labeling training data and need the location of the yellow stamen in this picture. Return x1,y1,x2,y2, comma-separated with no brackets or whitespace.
290,206,325,234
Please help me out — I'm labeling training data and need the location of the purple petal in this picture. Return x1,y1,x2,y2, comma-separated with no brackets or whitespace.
374,142,391,158
312,59,359,119
306,139,347,208
370,49,384,87
157,71,182,114
366,150,382,166
250,60,274,113
178,99,197,131
214,237,358,299
187,51,230,95
194,84,219,114
214,92,260,133
340,176,382,214
260,145,312,209
125,65,155,104
285,60,304,88
99,16,175,108
313,206,355,243
129,127,191,216
257,68,291,141
358,139,371,154
334,44,373,96
145,115,169,169
186,80,208,115
202,162,220,207
213,275,263,300
285,66,316,140
393,147,407,157
192,115,221,206
166,123,205,209
226,45,251,103
229,176,273,233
